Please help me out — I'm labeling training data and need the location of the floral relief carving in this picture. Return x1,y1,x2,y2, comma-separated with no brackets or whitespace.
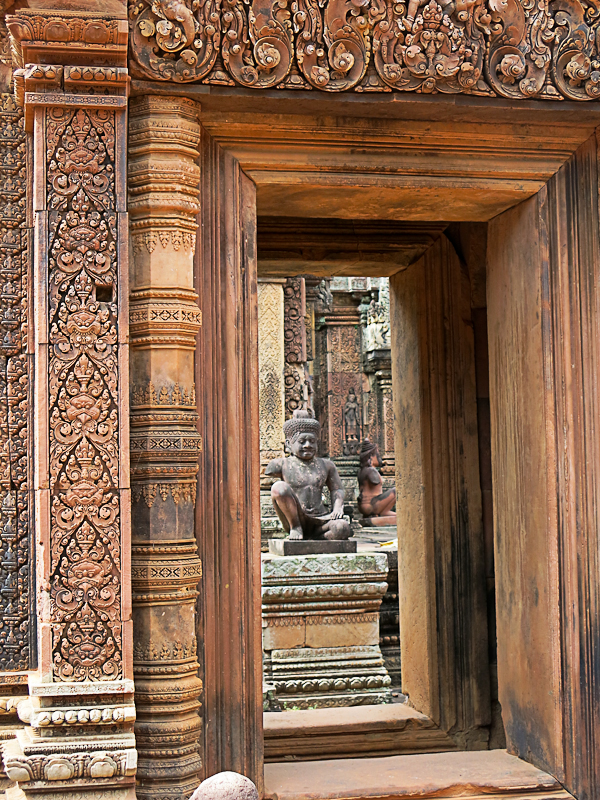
128,0,600,98
46,107,122,682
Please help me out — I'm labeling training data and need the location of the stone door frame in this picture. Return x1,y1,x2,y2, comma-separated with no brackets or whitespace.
181,91,600,798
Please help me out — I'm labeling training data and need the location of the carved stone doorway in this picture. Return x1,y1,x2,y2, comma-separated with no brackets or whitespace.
185,98,600,800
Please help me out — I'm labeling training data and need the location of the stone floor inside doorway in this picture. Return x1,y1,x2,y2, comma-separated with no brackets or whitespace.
264,750,574,800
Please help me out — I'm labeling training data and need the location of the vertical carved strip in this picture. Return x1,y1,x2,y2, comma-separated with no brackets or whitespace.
128,96,203,800
283,277,307,419
0,93,29,675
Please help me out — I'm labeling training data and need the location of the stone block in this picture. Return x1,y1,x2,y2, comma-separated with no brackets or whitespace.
269,539,357,556
305,614,380,648
265,646,391,709
263,618,306,650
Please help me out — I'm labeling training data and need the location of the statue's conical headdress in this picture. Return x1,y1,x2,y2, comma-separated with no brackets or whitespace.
283,409,320,441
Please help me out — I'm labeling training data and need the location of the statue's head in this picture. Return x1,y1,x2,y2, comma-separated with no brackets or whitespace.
284,409,320,462
359,438,380,467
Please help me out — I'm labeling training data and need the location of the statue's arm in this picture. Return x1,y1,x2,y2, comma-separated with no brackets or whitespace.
265,458,284,479
325,459,345,519
366,466,382,485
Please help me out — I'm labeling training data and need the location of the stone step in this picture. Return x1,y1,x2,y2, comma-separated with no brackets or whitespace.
264,704,454,762
264,750,574,800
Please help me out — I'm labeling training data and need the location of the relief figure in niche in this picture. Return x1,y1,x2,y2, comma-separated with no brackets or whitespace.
357,439,397,526
267,409,352,541
343,387,361,455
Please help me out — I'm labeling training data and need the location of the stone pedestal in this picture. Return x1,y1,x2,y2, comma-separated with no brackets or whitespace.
262,553,391,709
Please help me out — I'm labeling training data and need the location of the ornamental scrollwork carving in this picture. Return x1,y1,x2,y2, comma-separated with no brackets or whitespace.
221,0,293,87
128,0,600,98
47,107,122,682
129,0,222,81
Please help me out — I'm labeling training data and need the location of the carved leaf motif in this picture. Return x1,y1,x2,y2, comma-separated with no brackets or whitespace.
221,0,293,87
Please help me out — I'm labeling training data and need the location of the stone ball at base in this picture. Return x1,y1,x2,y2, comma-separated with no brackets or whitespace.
190,772,259,800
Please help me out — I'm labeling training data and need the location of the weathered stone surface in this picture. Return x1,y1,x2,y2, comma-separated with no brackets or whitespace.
264,704,457,762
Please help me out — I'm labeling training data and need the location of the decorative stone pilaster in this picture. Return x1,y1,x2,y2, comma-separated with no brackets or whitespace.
128,96,203,800
258,280,286,472
315,291,363,506
4,8,136,800
258,280,286,548
375,370,395,480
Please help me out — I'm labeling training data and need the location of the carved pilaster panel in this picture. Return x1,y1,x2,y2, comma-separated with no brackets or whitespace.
283,277,306,365
322,300,362,460
128,95,202,800
46,103,123,683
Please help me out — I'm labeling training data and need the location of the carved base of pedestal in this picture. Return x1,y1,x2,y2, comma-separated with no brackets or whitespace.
264,646,392,710
7,787,136,800
2,732,137,800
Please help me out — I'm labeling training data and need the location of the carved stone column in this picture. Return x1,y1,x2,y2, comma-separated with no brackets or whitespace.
128,96,203,800
3,8,136,800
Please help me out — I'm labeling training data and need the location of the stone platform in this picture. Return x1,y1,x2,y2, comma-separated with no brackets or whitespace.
262,552,391,709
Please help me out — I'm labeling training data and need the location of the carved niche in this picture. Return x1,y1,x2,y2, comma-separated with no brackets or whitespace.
129,0,600,99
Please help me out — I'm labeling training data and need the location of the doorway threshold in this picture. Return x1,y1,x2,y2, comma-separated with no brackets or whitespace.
264,750,573,800
264,704,456,762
